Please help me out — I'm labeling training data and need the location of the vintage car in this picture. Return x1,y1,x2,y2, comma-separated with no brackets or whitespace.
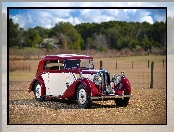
28,54,132,108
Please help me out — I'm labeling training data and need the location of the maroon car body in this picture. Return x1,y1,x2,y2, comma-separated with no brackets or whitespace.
28,54,132,108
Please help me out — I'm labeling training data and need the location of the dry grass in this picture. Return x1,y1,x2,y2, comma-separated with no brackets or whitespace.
9,47,165,61
8,55,166,124
9,60,31,72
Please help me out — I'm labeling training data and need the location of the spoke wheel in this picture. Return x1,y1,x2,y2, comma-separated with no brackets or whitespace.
34,81,44,102
77,84,92,109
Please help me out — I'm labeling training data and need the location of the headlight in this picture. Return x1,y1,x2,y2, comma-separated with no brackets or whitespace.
93,73,102,85
112,74,121,84
116,75,121,82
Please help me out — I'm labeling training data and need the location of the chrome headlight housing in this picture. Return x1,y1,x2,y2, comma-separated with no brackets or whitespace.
93,73,102,85
112,74,121,85
116,75,121,83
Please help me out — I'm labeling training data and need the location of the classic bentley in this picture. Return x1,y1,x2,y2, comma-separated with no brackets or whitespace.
28,54,132,108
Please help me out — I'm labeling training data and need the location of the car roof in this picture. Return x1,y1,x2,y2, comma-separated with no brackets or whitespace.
41,54,93,60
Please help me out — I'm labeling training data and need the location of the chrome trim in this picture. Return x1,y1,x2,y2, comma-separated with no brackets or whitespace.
91,94,132,100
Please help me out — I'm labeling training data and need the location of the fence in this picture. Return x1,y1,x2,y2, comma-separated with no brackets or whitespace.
97,59,166,89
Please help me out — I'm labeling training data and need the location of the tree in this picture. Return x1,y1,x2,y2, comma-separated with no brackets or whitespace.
93,34,107,52
9,18,19,47
24,28,41,47
151,21,166,48
51,21,83,50
34,26,48,43
8,16,167,52
16,28,25,48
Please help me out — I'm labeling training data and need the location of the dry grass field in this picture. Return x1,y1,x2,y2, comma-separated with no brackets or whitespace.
8,55,166,124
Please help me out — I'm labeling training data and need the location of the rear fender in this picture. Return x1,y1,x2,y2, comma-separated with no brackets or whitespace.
28,75,46,96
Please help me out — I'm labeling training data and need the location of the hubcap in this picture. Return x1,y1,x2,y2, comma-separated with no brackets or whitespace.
78,89,86,105
36,84,41,98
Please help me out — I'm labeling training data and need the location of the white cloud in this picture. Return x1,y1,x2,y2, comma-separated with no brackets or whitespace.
73,17,82,25
4,2,170,29
141,16,154,24
10,14,27,28
139,11,153,24
105,9,119,17
154,15,166,22
77,9,120,24
27,14,33,23
9,8,163,29
44,24,52,29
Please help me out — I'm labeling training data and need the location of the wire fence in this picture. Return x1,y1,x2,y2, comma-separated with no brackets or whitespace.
8,57,166,90
95,59,166,89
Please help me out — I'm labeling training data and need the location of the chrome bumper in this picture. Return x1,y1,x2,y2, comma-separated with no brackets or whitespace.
91,94,132,100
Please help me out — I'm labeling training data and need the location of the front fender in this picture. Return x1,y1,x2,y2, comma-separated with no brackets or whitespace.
115,77,131,95
61,78,101,98
81,78,101,97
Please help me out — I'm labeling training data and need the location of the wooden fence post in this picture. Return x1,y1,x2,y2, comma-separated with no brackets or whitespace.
100,60,102,70
116,61,117,70
150,61,154,88
148,60,149,68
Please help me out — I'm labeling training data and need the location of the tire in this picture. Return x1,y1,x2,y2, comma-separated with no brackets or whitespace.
34,81,44,102
77,84,92,109
114,97,130,107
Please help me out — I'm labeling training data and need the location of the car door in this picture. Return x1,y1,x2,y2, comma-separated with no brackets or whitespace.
41,60,76,96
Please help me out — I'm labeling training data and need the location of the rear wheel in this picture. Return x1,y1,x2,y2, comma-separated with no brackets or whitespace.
114,97,130,107
34,81,45,102
77,84,92,109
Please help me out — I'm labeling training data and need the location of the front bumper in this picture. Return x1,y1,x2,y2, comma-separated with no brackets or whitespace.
90,94,132,100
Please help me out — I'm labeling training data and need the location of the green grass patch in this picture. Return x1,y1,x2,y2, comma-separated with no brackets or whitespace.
9,71,35,81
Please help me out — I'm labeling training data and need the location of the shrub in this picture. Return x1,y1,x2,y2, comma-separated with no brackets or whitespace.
46,43,50,52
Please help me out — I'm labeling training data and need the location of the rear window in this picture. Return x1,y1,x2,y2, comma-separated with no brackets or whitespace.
44,60,64,70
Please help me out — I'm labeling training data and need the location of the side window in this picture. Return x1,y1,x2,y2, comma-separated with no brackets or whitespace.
64,60,80,69
44,60,64,70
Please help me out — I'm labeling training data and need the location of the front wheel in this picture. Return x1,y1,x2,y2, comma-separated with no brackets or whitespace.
34,81,45,102
114,97,130,107
77,84,92,109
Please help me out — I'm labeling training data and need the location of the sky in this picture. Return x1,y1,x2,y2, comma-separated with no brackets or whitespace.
2,2,174,29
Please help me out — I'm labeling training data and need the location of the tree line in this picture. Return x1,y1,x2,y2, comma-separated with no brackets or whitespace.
7,13,169,52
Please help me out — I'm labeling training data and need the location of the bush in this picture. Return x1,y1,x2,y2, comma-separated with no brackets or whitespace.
46,43,50,52
134,47,145,56
13,46,19,49
99,46,104,52
120,48,132,56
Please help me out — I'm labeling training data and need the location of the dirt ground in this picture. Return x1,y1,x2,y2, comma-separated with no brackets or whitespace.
8,56,166,124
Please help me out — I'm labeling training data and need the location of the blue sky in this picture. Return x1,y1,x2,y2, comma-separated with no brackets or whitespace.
2,2,173,29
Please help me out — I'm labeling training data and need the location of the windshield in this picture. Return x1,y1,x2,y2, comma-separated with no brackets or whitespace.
64,59,94,69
